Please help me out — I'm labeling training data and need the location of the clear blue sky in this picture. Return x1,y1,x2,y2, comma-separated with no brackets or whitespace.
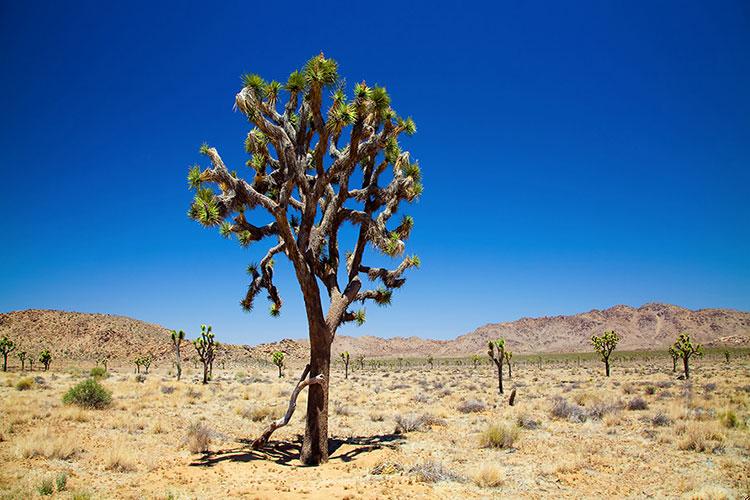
1,1,748,344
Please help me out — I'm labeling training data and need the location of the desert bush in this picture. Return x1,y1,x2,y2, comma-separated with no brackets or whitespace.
626,397,648,411
105,442,139,472
651,412,672,427
717,410,738,429
90,366,108,379
585,402,620,420
517,414,541,430
457,399,487,413
135,374,147,383
371,458,404,475
394,412,445,433
676,421,725,453
550,397,587,423
334,402,352,416
412,393,430,404
240,405,279,422
185,421,213,453
409,460,464,483
160,385,176,394
55,473,67,492
37,478,54,496
15,377,33,391
644,385,656,395
473,464,505,488
369,412,385,422
703,383,717,393
479,422,519,449
62,378,112,409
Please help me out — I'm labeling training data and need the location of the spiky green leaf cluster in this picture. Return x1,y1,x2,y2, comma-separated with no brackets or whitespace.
591,330,620,359
353,309,366,326
188,165,203,189
303,54,338,87
188,188,222,227
241,73,267,97
269,303,281,317
672,333,703,358
402,161,421,181
374,288,392,306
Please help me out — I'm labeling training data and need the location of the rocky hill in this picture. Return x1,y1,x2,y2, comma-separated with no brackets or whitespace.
1,304,748,362
322,303,750,357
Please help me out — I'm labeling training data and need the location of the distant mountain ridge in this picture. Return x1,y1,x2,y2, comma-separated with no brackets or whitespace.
1,303,748,362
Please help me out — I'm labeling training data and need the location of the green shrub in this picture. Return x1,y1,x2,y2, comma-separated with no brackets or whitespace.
718,410,739,429
37,478,54,496
55,472,68,492
90,366,108,379
62,378,112,409
15,377,34,391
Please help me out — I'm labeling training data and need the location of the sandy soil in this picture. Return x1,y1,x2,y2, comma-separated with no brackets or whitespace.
0,354,748,499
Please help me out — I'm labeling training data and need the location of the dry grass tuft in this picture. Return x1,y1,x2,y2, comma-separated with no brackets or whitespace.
185,421,213,453
409,460,464,483
479,422,519,449
676,421,725,453
473,464,505,488
105,440,139,472
15,428,79,460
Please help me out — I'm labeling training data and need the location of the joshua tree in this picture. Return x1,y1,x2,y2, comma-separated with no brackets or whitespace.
426,354,434,370
723,351,730,364
488,339,505,394
668,346,679,372
134,357,142,374
184,54,421,464
193,325,217,384
340,351,350,379
0,336,16,372
356,354,365,371
140,356,152,374
17,351,27,371
171,329,186,381
672,333,702,379
272,351,285,378
97,356,109,372
471,354,481,369
504,350,513,379
28,357,33,371
39,349,52,371
591,330,620,377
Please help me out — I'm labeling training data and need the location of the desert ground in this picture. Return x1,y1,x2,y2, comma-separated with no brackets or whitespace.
1,352,748,499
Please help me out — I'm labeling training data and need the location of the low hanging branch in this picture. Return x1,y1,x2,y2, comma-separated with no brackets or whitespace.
251,365,325,450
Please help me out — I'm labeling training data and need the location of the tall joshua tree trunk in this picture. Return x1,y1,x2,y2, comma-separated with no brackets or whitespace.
301,320,331,465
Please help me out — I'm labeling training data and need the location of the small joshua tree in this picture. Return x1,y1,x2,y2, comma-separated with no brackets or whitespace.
97,356,109,372
504,350,513,379
272,351,285,378
668,346,679,372
39,349,52,371
134,357,142,374
1,336,16,372
140,356,152,374
356,354,365,371
723,351,730,364
488,339,505,394
471,354,481,369
171,329,186,381
193,325,216,384
426,354,434,370
340,351,350,379
17,351,27,371
591,330,620,377
672,333,702,379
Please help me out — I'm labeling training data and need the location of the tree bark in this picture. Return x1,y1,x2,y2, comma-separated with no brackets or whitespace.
683,356,689,379
605,358,610,377
300,318,331,465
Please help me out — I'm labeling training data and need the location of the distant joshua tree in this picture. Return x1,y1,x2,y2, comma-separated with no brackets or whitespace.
193,325,217,384
672,333,702,379
668,346,679,372
591,330,620,377
97,356,109,372
141,356,152,374
471,354,481,369
356,354,365,371
504,350,513,379
272,351,285,378
0,336,16,372
17,351,27,371
171,329,186,381
340,352,350,379
427,354,434,370
39,349,52,371
488,339,506,394
723,351,730,364
185,54,422,465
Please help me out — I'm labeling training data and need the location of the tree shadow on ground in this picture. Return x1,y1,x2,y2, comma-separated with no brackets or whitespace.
189,433,404,467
